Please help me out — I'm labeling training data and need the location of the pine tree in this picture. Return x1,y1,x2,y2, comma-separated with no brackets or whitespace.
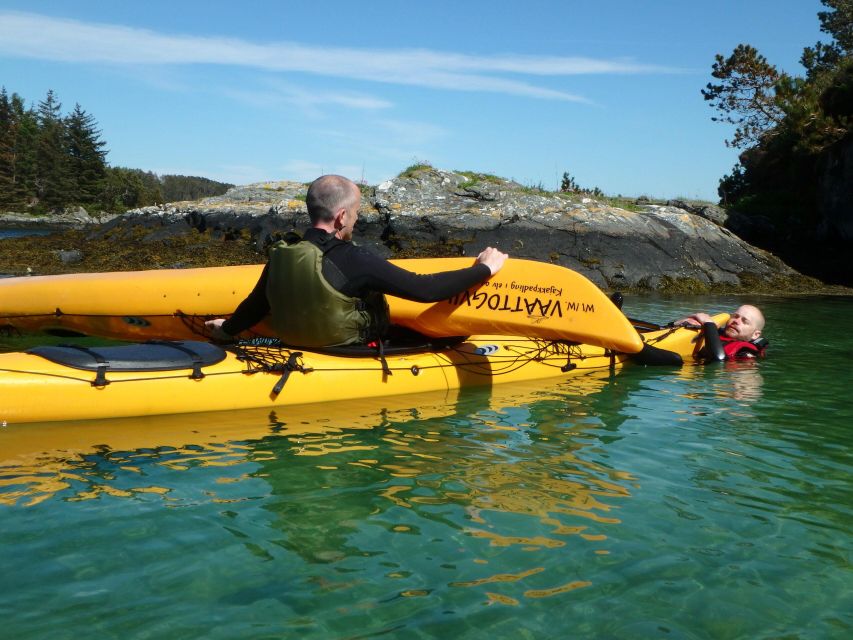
802,0,853,77
100,167,163,211
65,103,107,206
0,88,15,209
701,45,787,149
160,174,232,201
706,0,853,283
820,0,853,52
34,90,72,210
12,95,39,207
0,88,35,210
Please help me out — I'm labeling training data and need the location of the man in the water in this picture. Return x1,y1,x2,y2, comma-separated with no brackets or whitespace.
676,304,766,360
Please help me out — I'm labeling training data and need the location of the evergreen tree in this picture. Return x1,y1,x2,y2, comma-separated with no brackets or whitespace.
820,0,853,51
138,170,164,203
701,44,787,149
12,95,39,207
34,90,72,210
160,174,232,201
0,88,15,209
2,87,235,214
705,0,853,283
65,103,108,206
559,172,579,193
0,88,36,210
100,167,163,211
802,1,853,77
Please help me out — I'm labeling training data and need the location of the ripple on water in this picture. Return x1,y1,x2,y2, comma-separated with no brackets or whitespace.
1,301,852,639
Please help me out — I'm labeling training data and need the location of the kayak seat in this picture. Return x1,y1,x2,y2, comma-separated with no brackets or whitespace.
28,340,226,376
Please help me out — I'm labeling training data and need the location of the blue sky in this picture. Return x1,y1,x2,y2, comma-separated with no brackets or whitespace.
0,1,827,200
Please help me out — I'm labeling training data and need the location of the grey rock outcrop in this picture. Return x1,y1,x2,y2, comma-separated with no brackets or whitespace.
0,207,118,229
84,168,798,291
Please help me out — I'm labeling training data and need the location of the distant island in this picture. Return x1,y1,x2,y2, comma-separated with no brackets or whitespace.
3,164,845,295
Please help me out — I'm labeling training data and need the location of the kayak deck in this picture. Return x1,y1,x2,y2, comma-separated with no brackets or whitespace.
0,317,723,425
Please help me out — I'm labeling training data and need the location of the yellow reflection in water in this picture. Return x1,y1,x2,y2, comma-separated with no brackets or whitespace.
450,567,545,587
0,394,459,506
1,373,636,602
524,580,592,598
485,592,520,606
469,529,567,549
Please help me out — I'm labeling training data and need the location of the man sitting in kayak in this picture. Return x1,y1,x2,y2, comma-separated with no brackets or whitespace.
675,304,767,360
205,174,507,347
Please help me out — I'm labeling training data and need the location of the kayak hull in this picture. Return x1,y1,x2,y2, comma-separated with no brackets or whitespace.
0,336,602,424
0,320,720,425
0,258,644,353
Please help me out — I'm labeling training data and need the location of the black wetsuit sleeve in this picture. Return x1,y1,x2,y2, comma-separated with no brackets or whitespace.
698,322,726,362
331,246,492,302
221,263,271,336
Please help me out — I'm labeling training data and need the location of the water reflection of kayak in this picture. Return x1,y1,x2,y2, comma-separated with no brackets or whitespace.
1,318,724,425
0,375,619,511
0,376,608,465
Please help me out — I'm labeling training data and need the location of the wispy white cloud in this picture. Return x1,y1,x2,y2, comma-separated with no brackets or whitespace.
222,80,393,115
0,11,681,102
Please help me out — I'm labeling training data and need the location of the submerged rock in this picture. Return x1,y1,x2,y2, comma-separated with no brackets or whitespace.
55,249,84,265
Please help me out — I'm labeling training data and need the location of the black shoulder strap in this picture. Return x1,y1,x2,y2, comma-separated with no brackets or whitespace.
284,231,302,245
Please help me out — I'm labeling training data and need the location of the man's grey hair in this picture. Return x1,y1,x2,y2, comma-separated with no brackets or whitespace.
306,175,358,224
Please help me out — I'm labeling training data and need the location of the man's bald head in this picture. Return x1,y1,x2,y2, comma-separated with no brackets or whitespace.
306,175,359,224
725,304,765,341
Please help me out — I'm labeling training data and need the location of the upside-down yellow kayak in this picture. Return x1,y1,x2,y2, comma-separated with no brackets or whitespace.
0,258,644,353
0,317,725,425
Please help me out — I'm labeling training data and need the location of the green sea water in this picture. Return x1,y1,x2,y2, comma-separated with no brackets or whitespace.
1,295,851,639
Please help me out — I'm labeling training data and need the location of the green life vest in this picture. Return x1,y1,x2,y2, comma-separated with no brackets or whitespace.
265,236,389,347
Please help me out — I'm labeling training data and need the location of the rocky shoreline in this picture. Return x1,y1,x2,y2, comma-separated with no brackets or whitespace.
0,166,840,294
0,207,119,230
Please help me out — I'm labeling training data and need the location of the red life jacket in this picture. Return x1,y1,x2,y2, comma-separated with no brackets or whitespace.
720,335,767,359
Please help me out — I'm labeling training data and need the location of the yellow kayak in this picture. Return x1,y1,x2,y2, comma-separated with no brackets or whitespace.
0,317,725,425
0,257,643,353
